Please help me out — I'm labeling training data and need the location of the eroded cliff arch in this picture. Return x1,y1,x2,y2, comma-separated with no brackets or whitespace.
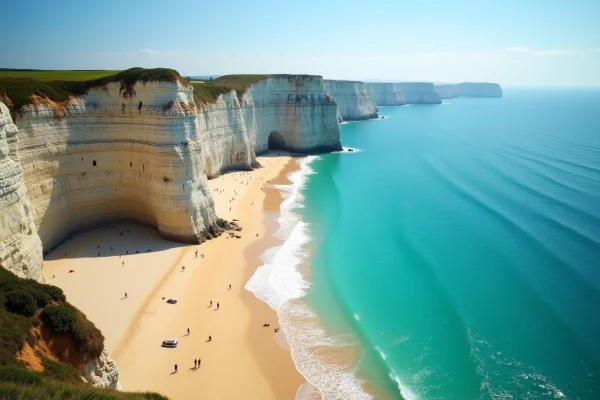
268,131,287,151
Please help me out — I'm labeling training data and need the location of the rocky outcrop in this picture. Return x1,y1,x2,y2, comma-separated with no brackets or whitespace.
0,103,43,280
324,80,378,121
83,350,121,390
456,82,503,97
4,75,340,256
394,82,442,104
365,82,405,106
435,84,458,99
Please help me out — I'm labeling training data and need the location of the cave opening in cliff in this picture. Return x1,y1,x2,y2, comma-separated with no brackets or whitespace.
268,131,287,151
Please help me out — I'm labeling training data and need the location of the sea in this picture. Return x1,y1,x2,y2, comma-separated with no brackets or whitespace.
247,88,600,399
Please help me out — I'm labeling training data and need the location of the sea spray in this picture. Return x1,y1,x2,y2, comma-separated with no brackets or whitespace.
246,156,372,400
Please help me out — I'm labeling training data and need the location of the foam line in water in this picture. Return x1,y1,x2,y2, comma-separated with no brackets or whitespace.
246,156,373,400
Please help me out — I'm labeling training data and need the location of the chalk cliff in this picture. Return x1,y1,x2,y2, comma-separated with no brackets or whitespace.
9,75,340,255
435,84,459,99
365,82,406,106
324,80,378,121
456,82,503,97
83,350,121,390
394,82,442,104
0,102,43,280
0,72,340,390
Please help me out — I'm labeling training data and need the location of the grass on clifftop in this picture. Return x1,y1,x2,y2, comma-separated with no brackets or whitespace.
0,267,168,399
0,69,120,81
0,68,187,119
191,74,271,104
0,68,274,118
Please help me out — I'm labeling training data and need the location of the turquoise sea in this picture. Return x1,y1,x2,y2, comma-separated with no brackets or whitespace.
294,89,600,399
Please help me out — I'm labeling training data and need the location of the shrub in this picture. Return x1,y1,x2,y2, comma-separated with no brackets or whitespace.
41,358,81,383
0,367,42,385
4,291,38,316
73,311,104,358
26,287,51,308
40,285,66,302
42,305,76,333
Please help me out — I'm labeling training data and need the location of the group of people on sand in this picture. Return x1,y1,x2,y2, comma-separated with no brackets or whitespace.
262,323,280,333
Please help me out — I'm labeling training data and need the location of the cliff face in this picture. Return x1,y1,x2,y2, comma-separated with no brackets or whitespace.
365,82,405,106
456,82,503,97
0,103,43,280
5,74,341,257
394,82,442,104
435,84,459,99
323,80,378,121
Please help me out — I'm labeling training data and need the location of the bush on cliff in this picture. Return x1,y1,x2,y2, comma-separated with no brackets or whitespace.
4,291,38,316
42,305,77,333
0,267,169,399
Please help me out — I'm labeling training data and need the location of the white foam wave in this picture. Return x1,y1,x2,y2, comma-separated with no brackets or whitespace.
246,156,373,400
389,371,419,400
333,147,364,154
376,346,387,360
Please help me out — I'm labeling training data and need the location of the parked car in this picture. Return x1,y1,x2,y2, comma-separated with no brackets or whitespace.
161,339,178,348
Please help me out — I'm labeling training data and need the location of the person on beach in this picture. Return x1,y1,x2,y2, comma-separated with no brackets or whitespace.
207,335,212,342
216,302,219,310
182,266,185,271
275,328,280,333
209,300,212,307
125,292,127,298
122,261,124,266
194,359,197,368
229,284,231,290
187,328,190,335
195,250,198,258
198,358,201,368
52,275,55,279
174,364,178,373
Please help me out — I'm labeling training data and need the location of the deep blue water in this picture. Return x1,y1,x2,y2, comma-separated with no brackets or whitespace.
300,89,600,399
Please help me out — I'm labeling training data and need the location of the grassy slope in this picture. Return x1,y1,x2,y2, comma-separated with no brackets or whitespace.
191,74,271,104
0,69,275,117
0,267,167,399
0,70,121,81
0,68,187,118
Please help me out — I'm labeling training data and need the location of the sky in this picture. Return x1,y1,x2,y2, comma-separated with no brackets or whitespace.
1,0,599,86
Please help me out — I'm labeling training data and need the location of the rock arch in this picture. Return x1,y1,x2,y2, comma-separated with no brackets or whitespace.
268,131,287,151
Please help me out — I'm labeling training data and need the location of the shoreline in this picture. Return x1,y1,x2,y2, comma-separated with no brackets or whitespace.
43,153,305,399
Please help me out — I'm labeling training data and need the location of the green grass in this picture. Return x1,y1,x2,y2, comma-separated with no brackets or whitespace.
0,267,169,399
0,67,188,120
0,70,120,81
191,74,271,104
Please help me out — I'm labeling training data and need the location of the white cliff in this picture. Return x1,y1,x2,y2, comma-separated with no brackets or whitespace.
0,73,340,390
365,82,405,106
456,82,503,97
12,75,340,255
435,84,459,99
0,102,43,280
394,82,442,104
323,80,378,121
83,350,121,390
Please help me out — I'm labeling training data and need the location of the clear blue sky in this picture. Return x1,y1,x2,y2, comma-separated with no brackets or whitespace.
1,0,599,86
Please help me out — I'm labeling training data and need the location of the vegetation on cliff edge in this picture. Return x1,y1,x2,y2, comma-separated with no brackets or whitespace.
0,68,187,119
0,267,168,399
191,74,271,105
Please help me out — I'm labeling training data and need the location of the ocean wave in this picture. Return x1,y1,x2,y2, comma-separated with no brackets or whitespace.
465,326,569,400
246,156,372,400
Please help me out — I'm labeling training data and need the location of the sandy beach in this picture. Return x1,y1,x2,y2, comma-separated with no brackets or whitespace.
43,154,306,399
